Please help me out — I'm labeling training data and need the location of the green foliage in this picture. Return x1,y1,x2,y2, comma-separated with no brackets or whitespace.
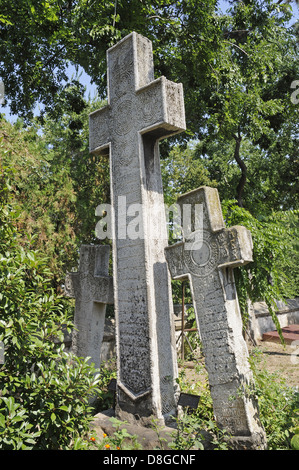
172,348,299,451
222,200,299,336
172,0,298,207
162,143,298,336
196,137,298,216
1,91,111,290
291,434,299,450
161,143,217,206
173,365,230,450
168,413,206,450
38,90,111,250
97,417,141,450
95,359,117,412
0,0,121,119
0,168,101,450
0,118,78,290
0,397,41,450
248,349,299,450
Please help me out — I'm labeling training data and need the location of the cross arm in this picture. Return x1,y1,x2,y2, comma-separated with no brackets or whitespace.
165,241,189,280
89,105,111,155
63,271,114,304
137,77,186,139
218,226,253,269
64,271,76,298
93,275,114,304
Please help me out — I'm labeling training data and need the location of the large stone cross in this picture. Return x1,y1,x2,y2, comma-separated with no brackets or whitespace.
89,32,185,424
165,187,267,449
65,245,113,370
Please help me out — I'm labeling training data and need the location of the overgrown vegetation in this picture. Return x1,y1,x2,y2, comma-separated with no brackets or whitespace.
0,168,100,449
248,349,299,450
0,0,298,451
88,351,299,451
222,201,299,337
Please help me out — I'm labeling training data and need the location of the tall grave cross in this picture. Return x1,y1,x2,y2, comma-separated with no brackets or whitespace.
89,32,185,424
165,187,267,449
65,245,113,371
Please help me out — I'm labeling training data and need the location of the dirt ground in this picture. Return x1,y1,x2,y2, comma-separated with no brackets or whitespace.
180,339,299,389
248,339,299,388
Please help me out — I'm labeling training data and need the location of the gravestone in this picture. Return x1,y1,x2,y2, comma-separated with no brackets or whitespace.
0,341,4,365
65,244,113,370
89,32,185,425
165,187,267,449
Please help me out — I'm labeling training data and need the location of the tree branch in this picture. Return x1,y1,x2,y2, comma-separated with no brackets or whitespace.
232,130,247,207
223,29,250,38
224,40,249,56
27,45,66,87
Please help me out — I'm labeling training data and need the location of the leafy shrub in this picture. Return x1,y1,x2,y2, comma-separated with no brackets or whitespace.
94,359,117,413
97,417,142,450
174,349,299,450
174,365,231,450
291,431,299,450
248,349,299,450
0,354,101,450
0,165,100,449
222,201,299,338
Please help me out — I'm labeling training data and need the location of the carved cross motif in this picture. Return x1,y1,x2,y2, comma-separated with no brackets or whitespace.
165,187,267,448
89,32,185,424
65,245,113,370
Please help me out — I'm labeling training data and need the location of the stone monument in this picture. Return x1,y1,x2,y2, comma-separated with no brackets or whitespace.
89,32,186,425
165,187,267,449
65,244,113,370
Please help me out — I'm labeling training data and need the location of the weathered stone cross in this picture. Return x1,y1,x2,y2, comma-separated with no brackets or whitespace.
89,32,185,424
65,245,113,370
165,187,267,449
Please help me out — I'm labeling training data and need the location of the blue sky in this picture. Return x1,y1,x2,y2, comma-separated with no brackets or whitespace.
1,0,298,123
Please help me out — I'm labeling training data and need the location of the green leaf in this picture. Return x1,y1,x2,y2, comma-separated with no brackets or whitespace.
59,405,69,412
291,434,299,450
0,413,6,428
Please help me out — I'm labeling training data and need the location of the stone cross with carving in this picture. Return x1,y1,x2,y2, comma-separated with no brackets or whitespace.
89,32,185,425
165,187,267,449
65,245,113,371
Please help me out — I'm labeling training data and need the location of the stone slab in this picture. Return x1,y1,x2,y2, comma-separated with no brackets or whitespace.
90,410,213,450
262,324,299,344
91,410,176,450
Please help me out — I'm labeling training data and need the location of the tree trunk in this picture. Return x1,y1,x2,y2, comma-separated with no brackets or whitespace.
233,132,247,207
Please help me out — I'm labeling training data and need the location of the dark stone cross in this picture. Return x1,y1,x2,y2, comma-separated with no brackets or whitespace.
89,32,186,425
65,245,113,370
165,187,267,449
